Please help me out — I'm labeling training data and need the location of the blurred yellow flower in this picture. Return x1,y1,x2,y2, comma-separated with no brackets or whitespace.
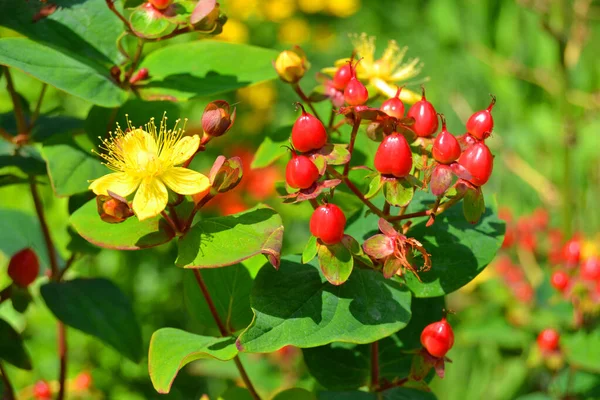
262,0,296,22
237,82,277,110
224,0,262,20
298,0,326,14
326,33,424,103
218,18,249,43
326,0,360,18
278,18,311,45
89,116,210,221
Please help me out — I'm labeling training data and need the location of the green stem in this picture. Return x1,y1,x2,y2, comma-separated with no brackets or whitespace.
3,66,27,135
327,167,384,218
30,83,48,129
125,38,145,84
192,270,261,399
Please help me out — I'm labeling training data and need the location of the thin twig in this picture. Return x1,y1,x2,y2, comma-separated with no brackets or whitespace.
30,83,48,129
3,66,27,135
387,210,429,222
327,167,384,218
160,210,179,234
343,118,361,177
0,361,15,400
29,177,59,278
292,83,322,122
192,270,261,399
57,253,78,282
105,0,132,30
184,193,215,232
124,38,145,84
56,323,67,400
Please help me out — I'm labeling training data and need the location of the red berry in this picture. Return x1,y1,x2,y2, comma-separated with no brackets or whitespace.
537,328,560,353
380,87,405,119
420,317,454,358
562,238,581,267
291,105,328,152
148,0,172,10
129,68,149,85
581,256,600,281
551,270,570,292
285,152,320,189
407,87,438,137
343,61,368,106
466,95,496,140
7,248,39,287
374,133,413,178
432,114,461,164
332,63,352,90
33,380,52,400
310,204,346,245
458,142,494,187
74,371,93,391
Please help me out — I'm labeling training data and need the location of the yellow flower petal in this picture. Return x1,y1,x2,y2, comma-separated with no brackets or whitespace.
160,167,210,195
132,177,168,221
89,172,140,197
169,135,200,166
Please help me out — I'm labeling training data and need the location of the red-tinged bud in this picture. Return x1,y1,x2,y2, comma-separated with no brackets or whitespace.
274,47,309,84
191,0,224,32
96,194,134,224
344,60,368,106
380,86,405,119
430,164,453,197
129,68,149,85
8,248,39,287
432,114,461,164
466,95,496,140
148,0,173,11
457,142,494,187
421,317,455,358
202,100,236,137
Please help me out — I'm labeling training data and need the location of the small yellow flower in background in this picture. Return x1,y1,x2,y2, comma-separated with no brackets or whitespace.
217,18,249,43
278,18,311,45
326,0,360,18
89,115,210,221
298,0,326,14
325,33,424,104
237,81,277,110
262,0,296,22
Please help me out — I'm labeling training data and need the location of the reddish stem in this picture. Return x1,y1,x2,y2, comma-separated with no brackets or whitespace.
387,210,429,222
192,270,261,399
3,67,27,136
292,83,322,122
56,323,67,400
0,361,15,400
29,177,59,279
327,167,384,218
184,193,215,232
343,117,361,177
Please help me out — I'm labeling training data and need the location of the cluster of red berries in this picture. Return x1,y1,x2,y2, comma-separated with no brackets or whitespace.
494,255,535,303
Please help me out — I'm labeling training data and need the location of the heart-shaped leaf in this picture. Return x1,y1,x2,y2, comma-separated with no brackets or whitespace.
318,240,354,285
148,328,237,393
236,256,412,353
0,318,32,370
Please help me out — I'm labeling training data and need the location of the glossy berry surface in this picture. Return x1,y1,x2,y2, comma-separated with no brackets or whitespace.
407,87,438,137
550,270,570,292
432,115,461,164
466,95,496,140
344,77,369,106
581,256,600,281
148,0,173,10
457,132,477,151
33,380,52,399
537,328,560,352
286,153,320,189
420,317,454,358
8,248,39,287
291,106,328,152
374,133,413,178
380,87,405,119
332,63,352,90
310,204,346,245
562,238,581,266
458,142,494,186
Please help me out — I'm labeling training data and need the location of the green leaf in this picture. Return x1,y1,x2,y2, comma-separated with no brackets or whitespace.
70,199,176,250
463,187,485,224
40,278,143,362
0,38,128,107
0,0,126,66
563,331,600,373
139,41,279,101
273,388,316,400
0,153,46,176
318,388,436,400
317,241,354,285
251,126,291,169
383,179,414,207
41,136,106,197
129,7,178,39
0,318,32,370
31,116,84,143
183,265,254,334
346,192,504,297
365,175,383,199
303,297,444,390
148,328,237,394
0,209,53,269
302,235,318,264
176,205,283,269
236,256,412,353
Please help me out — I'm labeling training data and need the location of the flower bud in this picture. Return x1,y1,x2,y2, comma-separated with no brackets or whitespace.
209,155,243,193
191,0,225,33
274,47,309,84
202,100,236,137
96,193,134,224
129,68,149,85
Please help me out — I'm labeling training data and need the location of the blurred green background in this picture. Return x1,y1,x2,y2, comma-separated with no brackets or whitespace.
1,0,599,399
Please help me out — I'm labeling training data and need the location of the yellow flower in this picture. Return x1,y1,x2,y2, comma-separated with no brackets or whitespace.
89,115,210,221
326,33,424,104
